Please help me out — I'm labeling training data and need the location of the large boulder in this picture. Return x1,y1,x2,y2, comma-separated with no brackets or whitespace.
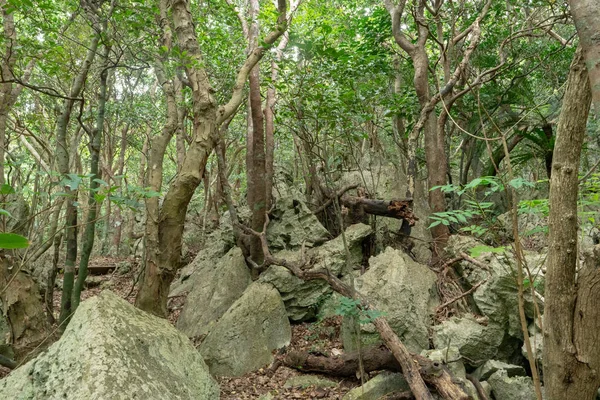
0,291,219,399
342,247,438,353
342,372,408,400
199,282,291,376
176,247,252,339
169,224,235,298
432,314,505,366
260,223,372,321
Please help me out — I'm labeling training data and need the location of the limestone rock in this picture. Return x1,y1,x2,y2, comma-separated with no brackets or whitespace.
260,224,372,321
0,291,219,400
342,372,408,400
199,282,291,376
487,370,536,400
176,247,251,339
421,346,465,379
445,235,545,338
339,164,432,263
432,314,505,366
267,192,330,251
343,247,438,353
472,360,526,381
169,226,235,298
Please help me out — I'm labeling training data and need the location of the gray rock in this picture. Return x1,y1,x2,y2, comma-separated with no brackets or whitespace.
432,314,505,366
177,247,251,339
199,282,291,376
260,224,372,321
487,370,536,400
521,320,543,368
421,347,465,379
342,372,409,400
0,291,219,400
267,192,330,251
338,164,433,263
170,223,236,298
472,360,526,381
445,235,544,338
283,375,338,389
343,247,438,353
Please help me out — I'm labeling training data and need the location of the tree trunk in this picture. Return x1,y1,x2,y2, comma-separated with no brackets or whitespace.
57,29,100,326
135,0,288,316
246,0,267,265
569,0,600,117
72,42,110,312
543,48,599,400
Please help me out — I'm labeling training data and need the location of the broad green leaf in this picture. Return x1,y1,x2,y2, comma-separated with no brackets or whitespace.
0,233,29,249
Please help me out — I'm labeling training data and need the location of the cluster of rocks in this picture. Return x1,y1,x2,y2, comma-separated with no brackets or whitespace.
0,177,549,399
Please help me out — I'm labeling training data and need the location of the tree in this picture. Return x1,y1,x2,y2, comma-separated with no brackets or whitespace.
569,0,600,117
135,0,289,317
543,47,600,399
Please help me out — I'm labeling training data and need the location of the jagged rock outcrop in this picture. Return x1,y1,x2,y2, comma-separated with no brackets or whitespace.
487,369,536,400
445,235,545,338
176,247,252,339
342,247,438,353
339,164,433,263
0,291,219,399
260,223,372,321
199,282,291,376
267,191,331,251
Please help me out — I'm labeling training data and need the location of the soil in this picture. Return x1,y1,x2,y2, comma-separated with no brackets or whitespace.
2,256,370,398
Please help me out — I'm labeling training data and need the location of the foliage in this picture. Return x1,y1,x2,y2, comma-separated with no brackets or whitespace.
335,296,383,325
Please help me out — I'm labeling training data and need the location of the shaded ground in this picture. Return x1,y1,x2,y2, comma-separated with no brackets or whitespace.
3,257,367,398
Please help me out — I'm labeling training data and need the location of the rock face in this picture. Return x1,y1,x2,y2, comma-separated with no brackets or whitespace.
432,314,505,366
199,282,291,376
267,192,331,251
0,291,219,400
176,247,252,339
339,164,433,263
170,220,236,298
342,247,438,353
487,370,536,400
445,235,545,338
260,223,372,321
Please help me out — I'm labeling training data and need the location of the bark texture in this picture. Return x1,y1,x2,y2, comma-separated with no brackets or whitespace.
569,0,600,117
543,48,599,400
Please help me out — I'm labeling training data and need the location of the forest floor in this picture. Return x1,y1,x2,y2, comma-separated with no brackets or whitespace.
30,256,368,399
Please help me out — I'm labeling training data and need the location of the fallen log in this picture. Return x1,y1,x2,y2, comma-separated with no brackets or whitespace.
284,346,470,399
340,196,419,226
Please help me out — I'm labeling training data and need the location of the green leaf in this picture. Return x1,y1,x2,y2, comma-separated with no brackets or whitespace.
0,233,29,249
469,245,506,257
0,184,15,195
0,208,12,218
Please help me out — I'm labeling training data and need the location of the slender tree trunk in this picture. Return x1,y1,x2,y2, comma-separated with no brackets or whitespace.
569,0,600,117
72,43,111,312
57,31,101,327
112,124,129,254
543,48,600,400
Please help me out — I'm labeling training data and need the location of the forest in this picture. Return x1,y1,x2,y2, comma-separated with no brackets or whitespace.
0,0,599,399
